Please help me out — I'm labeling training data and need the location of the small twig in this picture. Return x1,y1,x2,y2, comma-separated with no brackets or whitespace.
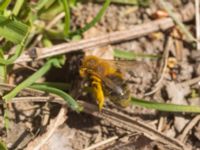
29,12,65,48
14,5,194,64
159,0,196,42
173,27,183,61
0,83,66,105
178,75,200,87
46,12,65,29
25,106,67,150
15,63,37,71
177,115,200,142
145,36,173,96
80,101,186,150
15,17,177,63
83,136,118,150
157,116,165,132
195,0,200,50
0,83,46,95
12,105,41,111
0,96,66,105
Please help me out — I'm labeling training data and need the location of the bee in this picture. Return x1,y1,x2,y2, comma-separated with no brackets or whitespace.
79,55,132,110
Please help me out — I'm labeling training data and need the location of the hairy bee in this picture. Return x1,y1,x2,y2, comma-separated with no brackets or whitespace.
79,56,131,110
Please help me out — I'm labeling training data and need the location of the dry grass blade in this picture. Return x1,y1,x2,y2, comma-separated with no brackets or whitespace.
195,0,200,50
25,106,67,150
10,96,65,105
177,115,200,143
15,18,174,63
14,3,195,64
0,83,46,95
29,12,65,48
145,36,173,96
79,101,187,150
178,76,200,87
159,0,196,42
15,17,176,63
83,136,118,150
0,83,65,105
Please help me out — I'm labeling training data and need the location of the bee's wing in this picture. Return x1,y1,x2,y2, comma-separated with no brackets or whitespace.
91,59,150,95
101,76,124,96
90,70,124,96
102,59,150,77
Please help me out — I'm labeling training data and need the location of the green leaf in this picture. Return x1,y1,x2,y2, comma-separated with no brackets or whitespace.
70,0,111,37
97,0,138,5
39,2,63,20
30,83,82,112
159,0,195,42
0,31,29,65
0,0,11,11
34,0,49,11
60,0,70,36
34,82,70,90
96,0,149,6
114,49,160,60
3,107,9,132
49,55,66,68
0,49,7,82
69,0,77,7
131,97,200,113
3,57,64,101
0,15,29,44
12,0,24,16
0,140,8,150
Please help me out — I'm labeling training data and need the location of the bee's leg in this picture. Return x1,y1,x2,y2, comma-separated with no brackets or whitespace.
91,76,104,111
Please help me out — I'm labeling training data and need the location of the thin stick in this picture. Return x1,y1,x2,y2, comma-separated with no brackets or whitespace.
29,12,65,48
1,96,66,105
178,75,200,86
80,101,186,150
83,136,118,150
25,106,67,150
177,115,200,142
195,0,200,50
15,17,175,63
159,0,196,42
145,36,173,96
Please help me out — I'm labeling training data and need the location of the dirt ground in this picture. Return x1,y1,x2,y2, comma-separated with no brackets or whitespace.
1,0,200,150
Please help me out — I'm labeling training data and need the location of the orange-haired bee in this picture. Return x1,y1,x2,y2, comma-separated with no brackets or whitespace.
79,56,131,110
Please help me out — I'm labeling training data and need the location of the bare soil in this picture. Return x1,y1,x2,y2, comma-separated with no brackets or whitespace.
1,1,200,150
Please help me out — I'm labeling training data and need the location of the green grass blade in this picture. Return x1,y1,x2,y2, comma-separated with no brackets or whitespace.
159,0,196,42
3,57,63,101
41,0,56,9
0,0,11,11
34,0,49,11
131,97,200,113
114,49,160,60
0,30,29,65
111,0,138,4
69,0,77,7
39,2,63,20
0,49,6,82
0,15,29,44
60,0,70,36
33,82,70,90
0,45,23,65
30,83,82,112
12,0,24,16
0,140,8,150
3,106,9,133
96,0,149,6
69,0,111,37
